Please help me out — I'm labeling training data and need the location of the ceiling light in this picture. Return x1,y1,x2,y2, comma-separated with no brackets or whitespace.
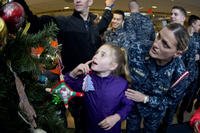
64,6,70,9
140,7,144,10
152,6,157,9
187,11,191,14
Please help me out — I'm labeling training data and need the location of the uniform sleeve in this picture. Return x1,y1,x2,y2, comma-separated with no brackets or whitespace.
147,71,188,110
115,84,134,121
182,38,198,83
124,14,155,42
97,9,113,34
118,32,130,48
124,17,137,42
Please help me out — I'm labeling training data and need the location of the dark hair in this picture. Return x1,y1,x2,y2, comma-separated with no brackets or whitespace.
172,6,187,17
113,10,125,20
188,15,200,26
166,23,189,51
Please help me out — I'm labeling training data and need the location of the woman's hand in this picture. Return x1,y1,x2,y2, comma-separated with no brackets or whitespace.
69,60,92,78
194,121,200,133
125,89,147,103
19,98,37,128
98,114,120,130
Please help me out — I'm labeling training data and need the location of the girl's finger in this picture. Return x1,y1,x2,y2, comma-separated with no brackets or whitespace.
85,60,93,65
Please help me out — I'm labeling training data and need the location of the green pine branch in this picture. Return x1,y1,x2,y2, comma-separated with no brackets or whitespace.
5,22,59,74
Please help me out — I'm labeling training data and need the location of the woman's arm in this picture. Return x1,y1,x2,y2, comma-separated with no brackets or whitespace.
190,107,200,133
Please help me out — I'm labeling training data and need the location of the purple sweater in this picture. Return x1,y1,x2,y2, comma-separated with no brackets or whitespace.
65,72,133,133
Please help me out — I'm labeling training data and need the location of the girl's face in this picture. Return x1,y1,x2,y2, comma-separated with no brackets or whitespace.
149,27,181,66
91,45,117,77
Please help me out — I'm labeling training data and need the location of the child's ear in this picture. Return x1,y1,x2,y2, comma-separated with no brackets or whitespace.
110,62,118,71
173,50,183,58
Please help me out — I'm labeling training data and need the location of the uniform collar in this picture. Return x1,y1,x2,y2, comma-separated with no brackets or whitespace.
72,10,97,22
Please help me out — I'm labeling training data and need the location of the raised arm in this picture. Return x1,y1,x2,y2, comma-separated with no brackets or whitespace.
97,0,117,34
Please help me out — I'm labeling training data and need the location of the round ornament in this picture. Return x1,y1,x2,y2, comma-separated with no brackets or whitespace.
0,2,25,33
0,17,7,48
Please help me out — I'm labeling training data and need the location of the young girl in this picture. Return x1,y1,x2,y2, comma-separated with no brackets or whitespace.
125,23,189,133
64,44,133,133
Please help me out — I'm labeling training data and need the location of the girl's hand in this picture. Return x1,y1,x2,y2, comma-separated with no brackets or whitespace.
69,60,92,78
125,89,146,103
98,114,120,130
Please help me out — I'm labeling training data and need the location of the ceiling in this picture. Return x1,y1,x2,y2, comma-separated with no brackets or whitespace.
25,0,200,16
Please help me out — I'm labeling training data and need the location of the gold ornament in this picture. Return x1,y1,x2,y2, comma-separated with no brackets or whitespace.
0,17,8,48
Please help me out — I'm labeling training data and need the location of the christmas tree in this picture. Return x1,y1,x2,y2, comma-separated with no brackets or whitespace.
0,1,69,133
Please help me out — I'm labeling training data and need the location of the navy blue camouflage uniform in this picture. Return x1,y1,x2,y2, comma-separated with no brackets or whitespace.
126,40,188,133
161,34,200,127
182,33,200,83
124,13,155,42
182,33,200,110
103,27,130,48
194,33,200,108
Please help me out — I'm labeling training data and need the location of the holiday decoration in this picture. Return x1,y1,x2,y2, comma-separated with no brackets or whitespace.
46,75,84,108
38,74,48,85
82,74,95,92
43,53,58,70
50,64,61,75
0,17,7,48
50,40,59,48
0,1,25,33
31,46,44,58
0,21,68,132
147,8,153,14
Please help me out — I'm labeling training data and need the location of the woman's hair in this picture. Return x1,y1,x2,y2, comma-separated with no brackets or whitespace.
105,44,132,83
166,23,189,52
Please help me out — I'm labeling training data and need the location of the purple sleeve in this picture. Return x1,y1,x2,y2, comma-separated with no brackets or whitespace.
64,73,83,92
116,84,134,121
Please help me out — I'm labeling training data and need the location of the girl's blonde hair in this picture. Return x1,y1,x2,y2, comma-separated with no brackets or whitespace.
105,44,132,84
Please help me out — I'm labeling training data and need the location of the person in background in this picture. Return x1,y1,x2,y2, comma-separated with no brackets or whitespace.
124,0,155,42
158,6,188,132
125,23,189,133
14,0,116,132
103,10,130,48
177,15,200,123
64,44,133,133
171,6,187,25
194,58,200,110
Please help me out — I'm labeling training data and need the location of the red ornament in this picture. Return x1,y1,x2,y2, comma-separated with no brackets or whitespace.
46,75,84,108
31,46,44,58
0,2,25,33
147,8,153,14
